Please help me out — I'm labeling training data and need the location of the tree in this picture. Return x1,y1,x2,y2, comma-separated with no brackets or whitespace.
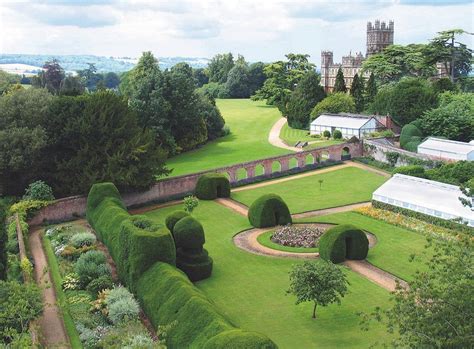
350,74,364,112
459,178,473,208
420,92,474,142
311,93,356,119
195,91,225,140
59,75,84,96
361,236,473,348
247,62,266,95
287,260,348,318
0,70,20,95
208,53,234,84
225,63,250,98
193,68,209,87
252,54,315,114
333,68,347,93
103,72,120,89
368,77,438,126
23,180,54,201
43,59,65,94
365,73,377,106
0,204,7,281
286,71,326,128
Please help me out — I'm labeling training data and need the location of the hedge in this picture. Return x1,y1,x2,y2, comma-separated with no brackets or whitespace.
165,210,190,233
248,194,292,228
195,173,231,200
392,165,426,177
86,183,176,288
399,124,423,149
319,224,369,263
136,263,276,349
173,216,205,249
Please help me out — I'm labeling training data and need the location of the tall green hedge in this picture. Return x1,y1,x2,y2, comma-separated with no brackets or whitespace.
136,263,277,349
195,173,231,200
165,210,190,233
248,194,292,228
319,224,369,263
0,204,7,281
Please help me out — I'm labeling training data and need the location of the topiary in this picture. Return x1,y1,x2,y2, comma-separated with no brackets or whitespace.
195,173,231,200
319,224,369,263
400,123,423,149
247,194,292,228
323,130,331,138
333,129,342,139
165,210,190,232
404,139,422,152
173,217,205,250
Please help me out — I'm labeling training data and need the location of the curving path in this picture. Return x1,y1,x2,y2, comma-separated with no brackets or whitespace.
268,117,303,152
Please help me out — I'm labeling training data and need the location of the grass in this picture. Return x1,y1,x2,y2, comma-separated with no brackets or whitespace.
232,167,387,214
256,230,319,253
165,99,290,177
279,122,343,149
296,211,430,281
143,201,393,348
42,232,83,349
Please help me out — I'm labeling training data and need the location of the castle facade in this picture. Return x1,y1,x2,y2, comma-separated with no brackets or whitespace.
321,20,394,93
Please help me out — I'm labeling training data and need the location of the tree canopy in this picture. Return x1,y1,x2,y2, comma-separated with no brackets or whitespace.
310,93,356,119
333,68,347,93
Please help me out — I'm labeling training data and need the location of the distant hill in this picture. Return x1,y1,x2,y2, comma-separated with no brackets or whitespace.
0,54,210,73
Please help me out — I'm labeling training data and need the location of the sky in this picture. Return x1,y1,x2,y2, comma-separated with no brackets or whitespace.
0,0,473,67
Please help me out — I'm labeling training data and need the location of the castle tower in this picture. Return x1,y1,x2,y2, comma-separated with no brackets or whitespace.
366,20,394,57
320,51,333,93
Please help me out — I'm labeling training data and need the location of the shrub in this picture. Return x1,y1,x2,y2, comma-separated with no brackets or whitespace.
70,232,96,248
248,194,292,228
108,297,140,324
393,165,426,178
399,124,423,149
165,210,190,232
323,130,331,138
173,217,205,250
319,224,369,263
106,286,133,306
86,275,114,295
23,180,54,201
183,195,199,213
333,130,342,139
195,173,230,200
74,250,111,287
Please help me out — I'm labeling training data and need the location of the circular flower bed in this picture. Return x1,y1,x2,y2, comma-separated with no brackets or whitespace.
271,224,325,248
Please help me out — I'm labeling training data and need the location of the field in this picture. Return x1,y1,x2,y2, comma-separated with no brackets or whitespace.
166,99,290,177
143,200,394,348
232,166,387,213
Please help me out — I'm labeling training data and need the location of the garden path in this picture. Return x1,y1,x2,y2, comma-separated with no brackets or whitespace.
268,117,303,152
29,226,70,348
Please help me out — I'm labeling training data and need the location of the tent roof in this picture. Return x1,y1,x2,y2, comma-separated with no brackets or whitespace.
418,137,474,156
310,114,374,129
373,174,474,221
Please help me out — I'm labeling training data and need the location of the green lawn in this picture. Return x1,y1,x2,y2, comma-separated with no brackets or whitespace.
279,122,343,149
297,212,430,281
165,99,290,177
232,167,387,213
143,201,393,348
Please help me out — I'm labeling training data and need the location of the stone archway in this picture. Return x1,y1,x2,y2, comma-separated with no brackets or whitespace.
341,147,351,160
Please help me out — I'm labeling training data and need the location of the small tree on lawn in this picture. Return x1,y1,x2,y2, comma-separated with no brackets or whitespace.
183,196,199,213
287,260,348,319
318,179,324,190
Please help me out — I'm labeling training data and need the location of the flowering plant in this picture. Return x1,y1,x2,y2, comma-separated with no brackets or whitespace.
271,224,325,248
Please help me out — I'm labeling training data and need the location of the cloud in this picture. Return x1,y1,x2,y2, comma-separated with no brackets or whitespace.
398,0,472,5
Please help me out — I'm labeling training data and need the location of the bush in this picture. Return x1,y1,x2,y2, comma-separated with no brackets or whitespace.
319,224,369,263
86,275,113,295
106,286,133,306
108,297,140,324
70,232,97,248
183,195,199,213
165,210,190,232
173,217,205,250
195,173,230,200
333,130,342,139
399,123,423,149
393,165,426,178
74,250,111,287
323,130,331,138
23,180,54,201
248,194,292,228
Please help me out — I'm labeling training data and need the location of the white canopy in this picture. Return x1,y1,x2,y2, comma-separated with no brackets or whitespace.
311,114,373,130
418,137,474,156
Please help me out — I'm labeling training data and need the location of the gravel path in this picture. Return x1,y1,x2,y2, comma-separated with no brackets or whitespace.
268,117,302,152
29,226,70,348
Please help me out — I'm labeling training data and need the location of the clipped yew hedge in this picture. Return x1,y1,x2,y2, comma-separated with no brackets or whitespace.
248,194,292,228
195,173,231,200
319,224,369,263
165,210,190,233
136,263,277,349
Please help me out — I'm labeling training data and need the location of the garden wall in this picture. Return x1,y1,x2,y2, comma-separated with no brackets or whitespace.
30,141,362,225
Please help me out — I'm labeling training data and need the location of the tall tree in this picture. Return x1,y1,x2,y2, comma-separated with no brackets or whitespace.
103,72,120,89
0,203,7,281
225,63,250,98
192,68,209,87
311,93,355,119
59,75,85,96
350,74,364,112
333,68,347,93
247,62,266,95
208,53,234,84
365,73,377,106
287,71,326,129
31,59,65,94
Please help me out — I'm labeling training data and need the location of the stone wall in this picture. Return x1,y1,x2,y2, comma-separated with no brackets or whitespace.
29,141,362,225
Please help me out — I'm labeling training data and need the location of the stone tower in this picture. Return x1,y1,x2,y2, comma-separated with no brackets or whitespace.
320,51,334,93
366,20,394,57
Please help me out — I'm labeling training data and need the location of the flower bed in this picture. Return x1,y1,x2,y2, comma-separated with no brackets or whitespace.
271,224,325,248
44,223,161,348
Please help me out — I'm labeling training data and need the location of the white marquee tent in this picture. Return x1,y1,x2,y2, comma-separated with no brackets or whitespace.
310,114,384,139
417,137,474,161
372,174,474,227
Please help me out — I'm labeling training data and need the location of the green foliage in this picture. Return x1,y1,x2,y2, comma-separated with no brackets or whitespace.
287,71,326,129
19,257,33,279
196,91,225,140
248,194,292,228
392,165,426,177
0,281,43,343
319,224,369,263
425,160,474,186
323,130,331,138
365,73,377,106
0,70,20,95
399,123,423,149
195,173,231,200
69,232,96,248
106,288,140,324
165,210,190,232
310,93,356,119
86,275,113,295
333,68,347,93
368,78,438,126
183,195,199,213
136,262,275,348
208,53,235,84
333,130,342,140
225,63,251,98
74,250,111,288
287,260,348,318
420,92,474,142
0,204,7,280
432,77,457,93
173,216,205,250
350,73,364,112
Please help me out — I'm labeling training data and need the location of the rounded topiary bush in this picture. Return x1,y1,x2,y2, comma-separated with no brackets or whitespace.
248,194,292,228
173,216,205,250
319,224,369,263
400,124,423,149
165,210,190,232
195,173,230,200
333,129,342,139
203,329,278,349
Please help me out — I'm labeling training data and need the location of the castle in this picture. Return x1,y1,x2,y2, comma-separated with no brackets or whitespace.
321,20,394,93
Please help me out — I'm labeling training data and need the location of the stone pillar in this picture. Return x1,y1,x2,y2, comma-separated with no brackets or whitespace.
246,165,256,178
312,151,321,163
228,169,238,183
262,160,273,175
280,159,289,171
296,156,306,168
